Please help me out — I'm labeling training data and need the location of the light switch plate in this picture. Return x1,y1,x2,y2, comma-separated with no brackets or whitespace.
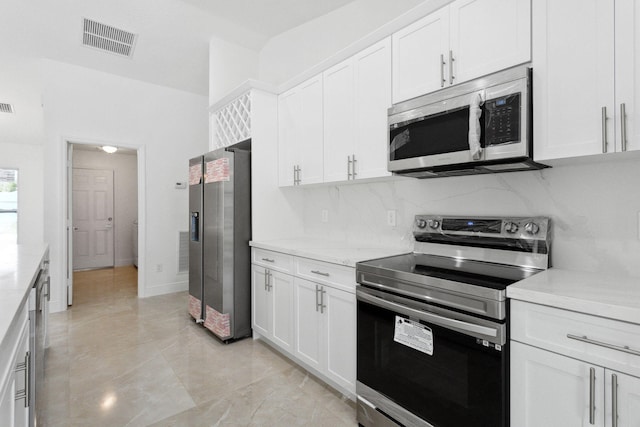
387,210,396,227
321,209,329,223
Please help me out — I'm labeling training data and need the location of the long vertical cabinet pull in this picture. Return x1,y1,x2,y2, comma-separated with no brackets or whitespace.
264,269,269,291
14,351,30,407
620,103,627,152
315,285,321,312
352,155,357,179
440,54,446,87
448,50,455,85
611,373,618,427
589,367,596,425
319,287,327,314
602,107,608,153
347,156,353,180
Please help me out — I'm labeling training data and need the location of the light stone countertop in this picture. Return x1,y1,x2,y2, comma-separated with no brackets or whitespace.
250,238,409,268
0,244,48,349
507,268,640,324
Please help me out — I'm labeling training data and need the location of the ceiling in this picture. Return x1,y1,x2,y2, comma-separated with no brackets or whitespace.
0,0,355,97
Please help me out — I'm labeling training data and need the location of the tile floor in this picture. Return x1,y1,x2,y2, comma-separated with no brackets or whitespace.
42,266,357,426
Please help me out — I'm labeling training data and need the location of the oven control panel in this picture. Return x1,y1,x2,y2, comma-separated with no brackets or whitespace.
414,215,550,241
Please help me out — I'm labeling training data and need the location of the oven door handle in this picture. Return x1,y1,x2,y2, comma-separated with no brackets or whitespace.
356,288,499,339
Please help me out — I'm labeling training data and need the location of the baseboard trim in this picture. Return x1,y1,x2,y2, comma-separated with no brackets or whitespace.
143,280,188,298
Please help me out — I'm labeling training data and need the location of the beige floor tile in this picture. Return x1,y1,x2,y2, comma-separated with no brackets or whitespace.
42,266,357,426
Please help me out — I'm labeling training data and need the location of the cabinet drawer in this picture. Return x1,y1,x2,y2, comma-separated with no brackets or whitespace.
252,248,293,273
511,300,640,377
294,257,355,293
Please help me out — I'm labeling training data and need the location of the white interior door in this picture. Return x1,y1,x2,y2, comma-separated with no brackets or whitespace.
72,168,115,270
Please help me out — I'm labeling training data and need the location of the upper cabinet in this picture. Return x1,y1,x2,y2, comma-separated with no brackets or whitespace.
392,0,531,104
278,75,324,186
533,0,640,161
323,38,392,183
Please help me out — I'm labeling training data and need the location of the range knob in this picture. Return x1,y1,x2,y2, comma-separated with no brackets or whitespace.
416,219,427,229
504,222,519,234
524,222,540,235
427,219,440,229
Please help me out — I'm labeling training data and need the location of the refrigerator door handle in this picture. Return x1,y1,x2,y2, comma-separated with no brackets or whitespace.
190,212,199,242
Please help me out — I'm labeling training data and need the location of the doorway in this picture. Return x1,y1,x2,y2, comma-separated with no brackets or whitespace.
67,142,140,305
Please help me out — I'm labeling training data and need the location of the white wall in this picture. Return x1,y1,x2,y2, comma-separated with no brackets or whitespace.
209,37,259,104
258,0,425,85
72,149,138,267
0,143,44,245
42,59,208,312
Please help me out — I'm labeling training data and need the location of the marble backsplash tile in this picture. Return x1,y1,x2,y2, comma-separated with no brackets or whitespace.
299,158,640,277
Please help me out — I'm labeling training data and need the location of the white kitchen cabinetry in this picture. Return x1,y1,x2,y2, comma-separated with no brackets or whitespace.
251,263,295,353
278,75,323,186
533,0,640,161
0,304,30,427
392,0,531,103
251,247,357,396
510,300,640,427
318,37,392,184
293,277,356,394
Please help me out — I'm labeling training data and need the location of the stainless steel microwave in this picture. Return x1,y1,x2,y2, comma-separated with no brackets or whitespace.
388,66,548,178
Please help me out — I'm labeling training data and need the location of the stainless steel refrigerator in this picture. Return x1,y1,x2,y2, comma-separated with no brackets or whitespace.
188,141,252,341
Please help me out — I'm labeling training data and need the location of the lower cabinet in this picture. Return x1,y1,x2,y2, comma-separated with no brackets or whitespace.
0,304,30,427
251,265,294,353
294,278,356,393
510,300,640,427
251,249,356,396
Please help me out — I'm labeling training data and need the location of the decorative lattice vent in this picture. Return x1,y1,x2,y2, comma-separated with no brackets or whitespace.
213,92,251,148
178,231,189,273
82,18,137,57
0,103,14,114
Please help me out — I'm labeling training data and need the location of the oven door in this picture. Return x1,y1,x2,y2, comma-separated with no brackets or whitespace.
356,286,508,427
388,90,484,172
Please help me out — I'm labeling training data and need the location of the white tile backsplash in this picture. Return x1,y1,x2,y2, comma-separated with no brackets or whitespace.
299,158,640,277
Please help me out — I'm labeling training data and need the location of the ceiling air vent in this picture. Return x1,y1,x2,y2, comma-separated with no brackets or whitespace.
0,103,14,114
82,18,137,58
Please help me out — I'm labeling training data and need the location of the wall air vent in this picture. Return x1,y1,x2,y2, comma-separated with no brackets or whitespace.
178,231,189,273
0,103,14,114
82,18,137,57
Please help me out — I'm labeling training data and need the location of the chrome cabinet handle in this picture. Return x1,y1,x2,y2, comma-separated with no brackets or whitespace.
449,50,455,85
264,269,268,291
310,270,330,277
352,155,357,179
612,373,618,427
589,367,596,425
297,166,301,185
320,288,326,314
261,258,275,263
567,334,640,356
620,103,627,152
602,106,608,153
347,155,353,180
14,351,29,407
315,285,320,312
440,53,445,87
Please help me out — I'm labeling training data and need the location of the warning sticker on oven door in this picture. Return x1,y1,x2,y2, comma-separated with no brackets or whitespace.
394,316,434,355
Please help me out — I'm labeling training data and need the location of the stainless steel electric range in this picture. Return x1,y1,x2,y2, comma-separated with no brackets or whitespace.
355,215,551,427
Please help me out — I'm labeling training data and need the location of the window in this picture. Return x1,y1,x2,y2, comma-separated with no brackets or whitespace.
0,169,18,244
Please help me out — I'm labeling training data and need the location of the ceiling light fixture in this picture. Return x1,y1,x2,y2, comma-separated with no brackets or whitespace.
102,146,118,154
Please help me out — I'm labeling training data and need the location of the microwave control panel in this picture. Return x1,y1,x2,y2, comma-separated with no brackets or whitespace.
484,93,521,146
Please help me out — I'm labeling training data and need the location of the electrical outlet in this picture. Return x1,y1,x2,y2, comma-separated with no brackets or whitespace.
387,210,397,227
321,209,329,223
156,264,163,273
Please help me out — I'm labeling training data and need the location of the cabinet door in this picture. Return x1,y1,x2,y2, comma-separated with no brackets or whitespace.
0,370,16,426
532,0,615,161
449,0,530,85
278,88,301,187
298,75,324,185
615,0,640,153
511,341,605,427
251,265,271,338
293,278,323,371
354,38,392,180
270,271,294,353
392,7,450,103
605,370,640,427
324,286,356,394
323,59,355,183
